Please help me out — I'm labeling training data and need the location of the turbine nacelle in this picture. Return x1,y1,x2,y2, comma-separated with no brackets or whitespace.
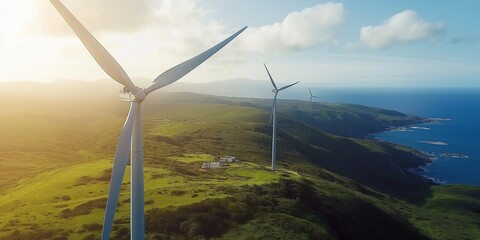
272,89,278,93
120,87,146,102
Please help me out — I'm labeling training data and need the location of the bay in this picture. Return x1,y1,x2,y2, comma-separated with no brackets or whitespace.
309,87,480,186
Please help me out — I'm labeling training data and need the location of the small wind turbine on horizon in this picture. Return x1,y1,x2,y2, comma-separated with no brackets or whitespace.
49,0,246,239
264,64,299,171
309,88,320,111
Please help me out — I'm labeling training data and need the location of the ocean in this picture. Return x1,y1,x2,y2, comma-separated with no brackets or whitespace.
309,87,480,186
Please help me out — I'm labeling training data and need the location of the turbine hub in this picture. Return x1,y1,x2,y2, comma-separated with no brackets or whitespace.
272,89,278,93
133,88,146,103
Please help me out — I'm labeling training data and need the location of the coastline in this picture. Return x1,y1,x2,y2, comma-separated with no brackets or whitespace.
364,116,430,137
365,117,444,185
369,114,479,186
405,163,444,185
403,150,443,185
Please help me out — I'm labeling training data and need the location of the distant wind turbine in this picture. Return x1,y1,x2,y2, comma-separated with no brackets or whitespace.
308,88,320,111
49,0,246,239
264,64,299,171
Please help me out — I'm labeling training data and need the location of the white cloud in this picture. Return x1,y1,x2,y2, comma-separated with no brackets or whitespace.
35,0,227,58
34,0,224,51
33,0,155,35
32,1,345,64
360,10,444,49
26,0,232,82
150,0,226,57
239,2,345,53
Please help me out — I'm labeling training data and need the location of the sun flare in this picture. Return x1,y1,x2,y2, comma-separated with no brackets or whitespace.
0,1,36,34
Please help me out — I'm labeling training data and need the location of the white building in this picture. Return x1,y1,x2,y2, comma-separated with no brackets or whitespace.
201,161,221,169
219,156,236,163
201,156,236,169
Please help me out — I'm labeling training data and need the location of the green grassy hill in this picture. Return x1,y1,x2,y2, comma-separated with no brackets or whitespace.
219,95,424,137
0,81,478,240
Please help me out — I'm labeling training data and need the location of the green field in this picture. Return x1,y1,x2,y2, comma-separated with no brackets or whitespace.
0,81,478,239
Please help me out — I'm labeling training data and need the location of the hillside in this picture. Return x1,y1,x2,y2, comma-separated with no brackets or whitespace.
0,81,478,240
220,96,424,137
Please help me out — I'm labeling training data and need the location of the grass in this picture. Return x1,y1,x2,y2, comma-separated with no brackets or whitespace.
0,154,291,239
0,83,478,239
170,153,214,163
411,185,480,239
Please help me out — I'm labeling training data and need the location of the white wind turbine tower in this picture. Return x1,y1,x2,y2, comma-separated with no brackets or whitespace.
49,1,246,239
309,88,320,111
264,64,299,171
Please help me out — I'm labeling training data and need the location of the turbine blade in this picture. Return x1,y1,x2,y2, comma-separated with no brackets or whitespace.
278,81,299,91
101,102,139,240
264,64,278,90
309,88,312,97
145,26,248,94
50,0,137,92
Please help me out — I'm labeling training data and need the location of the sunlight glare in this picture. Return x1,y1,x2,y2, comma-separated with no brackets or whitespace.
0,1,36,34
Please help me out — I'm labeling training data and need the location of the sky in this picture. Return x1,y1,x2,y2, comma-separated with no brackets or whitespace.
0,0,479,87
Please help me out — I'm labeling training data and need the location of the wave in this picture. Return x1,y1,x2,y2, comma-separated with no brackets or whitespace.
410,126,430,130
439,153,469,159
419,141,448,146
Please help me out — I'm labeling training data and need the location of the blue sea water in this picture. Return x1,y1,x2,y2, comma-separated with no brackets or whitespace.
309,88,480,186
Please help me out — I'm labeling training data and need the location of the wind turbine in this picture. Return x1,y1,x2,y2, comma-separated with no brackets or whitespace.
264,64,299,171
49,0,246,239
308,88,320,111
